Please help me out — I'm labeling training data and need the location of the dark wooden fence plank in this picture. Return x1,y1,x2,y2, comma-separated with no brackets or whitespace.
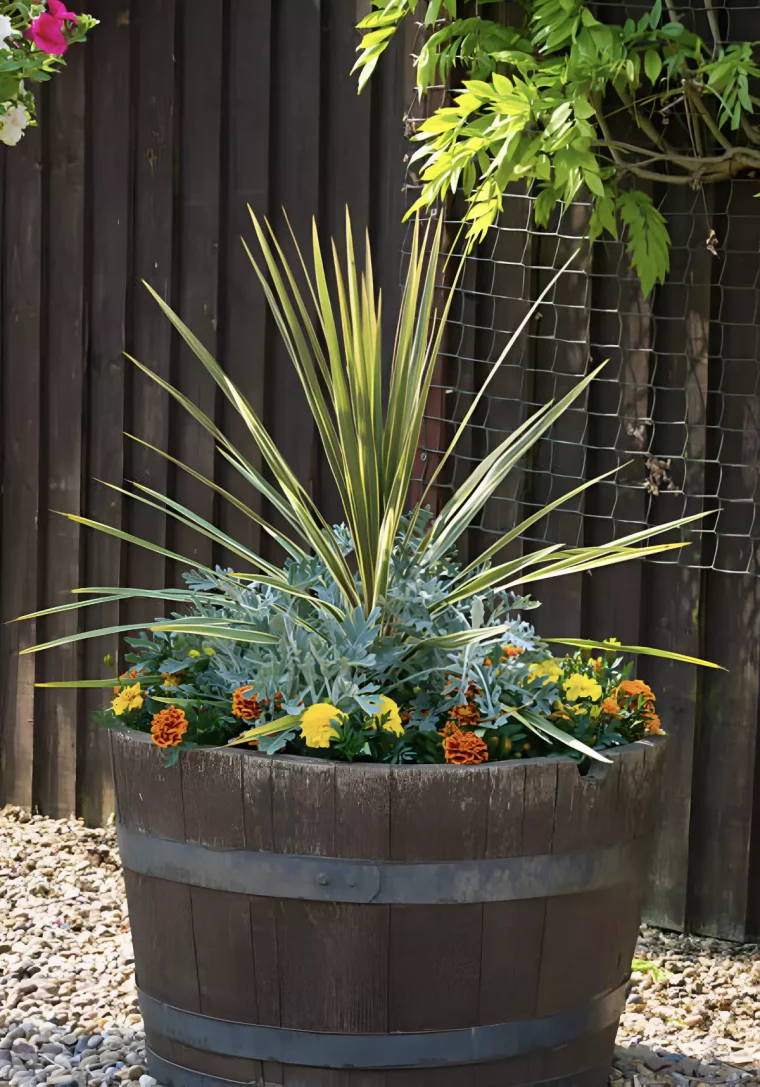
0,118,43,810
318,3,372,525
124,0,177,615
36,42,87,819
688,180,760,940
643,189,712,931
217,0,272,567
525,213,591,639
80,0,133,826
264,0,322,560
170,0,223,577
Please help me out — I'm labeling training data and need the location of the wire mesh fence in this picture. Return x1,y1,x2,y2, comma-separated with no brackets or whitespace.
410,1,760,576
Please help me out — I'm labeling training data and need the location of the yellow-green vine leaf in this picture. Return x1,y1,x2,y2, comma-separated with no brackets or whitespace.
617,189,670,296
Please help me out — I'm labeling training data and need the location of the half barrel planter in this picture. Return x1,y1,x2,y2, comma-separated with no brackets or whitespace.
110,729,665,1087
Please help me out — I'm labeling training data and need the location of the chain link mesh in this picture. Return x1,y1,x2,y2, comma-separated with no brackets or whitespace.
408,2,760,575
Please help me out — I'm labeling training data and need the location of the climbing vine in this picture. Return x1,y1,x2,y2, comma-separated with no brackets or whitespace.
355,0,760,294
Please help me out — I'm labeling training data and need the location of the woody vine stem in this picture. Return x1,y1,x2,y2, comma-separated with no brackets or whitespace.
355,0,760,294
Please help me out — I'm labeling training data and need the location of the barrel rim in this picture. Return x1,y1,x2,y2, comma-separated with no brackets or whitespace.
112,723,664,774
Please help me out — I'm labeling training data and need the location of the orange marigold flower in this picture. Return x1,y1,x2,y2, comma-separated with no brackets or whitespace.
616,679,655,702
644,713,665,735
483,657,492,667
232,686,262,721
400,708,412,725
443,729,488,765
450,702,481,728
601,696,621,717
441,719,460,737
151,705,189,749
500,646,524,663
115,668,141,692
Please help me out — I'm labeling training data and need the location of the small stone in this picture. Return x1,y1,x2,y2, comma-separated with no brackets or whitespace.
10,1045,37,1062
51,1058,71,1071
86,1038,102,1051
77,1056,101,1071
138,1077,156,1087
46,1078,78,1087
683,1013,704,1027
126,1069,145,1082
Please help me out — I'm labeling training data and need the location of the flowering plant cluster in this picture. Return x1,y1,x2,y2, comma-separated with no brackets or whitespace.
0,2,96,146
26,212,717,767
97,529,663,767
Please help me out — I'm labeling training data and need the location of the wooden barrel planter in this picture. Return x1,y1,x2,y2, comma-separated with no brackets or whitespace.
110,729,665,1087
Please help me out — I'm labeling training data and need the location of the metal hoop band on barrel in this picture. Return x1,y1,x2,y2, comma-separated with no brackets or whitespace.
117,823,642,905
139,983,627,1070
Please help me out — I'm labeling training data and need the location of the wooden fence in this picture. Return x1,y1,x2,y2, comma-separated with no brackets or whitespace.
433,185,760,943
1,0,760,943
0,0,410,824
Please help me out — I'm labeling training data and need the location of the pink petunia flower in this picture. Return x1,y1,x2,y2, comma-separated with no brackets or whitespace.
26,1,78,56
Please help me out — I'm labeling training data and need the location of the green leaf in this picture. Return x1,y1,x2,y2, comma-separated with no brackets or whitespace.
508,708,612,764
546,638,724,670
661,21,684,37
225,715,302,748
617,189,670,296
150,623,280,645
644,49,663,85
35,679,121,690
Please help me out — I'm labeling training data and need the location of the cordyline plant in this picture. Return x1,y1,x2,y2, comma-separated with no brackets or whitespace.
0,3,97,146
19,212,719,767
355,0,760,294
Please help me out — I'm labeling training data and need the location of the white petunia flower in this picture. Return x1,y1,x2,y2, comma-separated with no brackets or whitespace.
0,14,14,44
0,103,30,147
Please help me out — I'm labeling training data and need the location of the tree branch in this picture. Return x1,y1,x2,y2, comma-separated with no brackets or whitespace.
685,82,733,151
703,0,722,58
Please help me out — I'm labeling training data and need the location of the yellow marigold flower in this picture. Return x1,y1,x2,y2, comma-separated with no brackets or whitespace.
204,647,215,656
300,703,345,748
188,649,201,658
562,674,603,703
161,672,181,689
111,682,144,717
369,695,404,737
527,658,563,686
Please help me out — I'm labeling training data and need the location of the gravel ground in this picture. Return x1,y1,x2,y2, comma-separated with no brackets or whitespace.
1,805,758,1087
